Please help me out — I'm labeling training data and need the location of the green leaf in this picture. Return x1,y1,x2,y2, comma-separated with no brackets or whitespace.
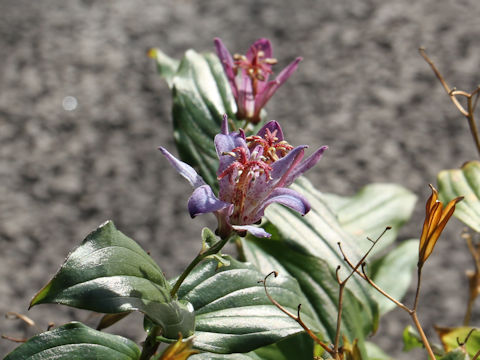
170,50,237,188
190,353,255,360
402,325,423,352
369,239,419,315
438,161,480,232
252,333,314,360
30,221,194,339
202,227,218,249
96,312,132,331
436,326,480,358
364,341,392,360
243,236,369,350
149,48,180,89
4,322,140,360
190,333,313,360
173,256,318,354
244,177,379,350
323,183,416,254
439,349,469,360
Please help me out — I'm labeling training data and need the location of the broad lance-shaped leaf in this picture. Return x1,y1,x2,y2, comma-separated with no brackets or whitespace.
323,184,418,316
171,256,319,354
438,160,480,232
323,183,416,254
161,49,237,188
149,48,180,89
243,177,379,355
189,333,314,360
368,240,419,315
5,322,140,360
30,221,195,339
243,237,371,351
364,342,393,360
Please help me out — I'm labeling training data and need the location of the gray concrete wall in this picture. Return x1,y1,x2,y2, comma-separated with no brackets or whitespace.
1,1,480,357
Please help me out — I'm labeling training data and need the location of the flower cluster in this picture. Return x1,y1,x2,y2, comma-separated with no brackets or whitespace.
214,38,302,124
160,115,326,239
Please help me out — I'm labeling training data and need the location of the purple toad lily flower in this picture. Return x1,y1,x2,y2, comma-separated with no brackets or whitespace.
214,38,302,125
159,115,327,239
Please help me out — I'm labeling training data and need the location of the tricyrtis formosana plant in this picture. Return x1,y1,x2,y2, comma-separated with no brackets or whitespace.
4,39,480,360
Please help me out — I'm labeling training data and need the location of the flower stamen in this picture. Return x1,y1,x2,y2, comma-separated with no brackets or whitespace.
247,129,294,163
218,146,272,184
233,49,277,83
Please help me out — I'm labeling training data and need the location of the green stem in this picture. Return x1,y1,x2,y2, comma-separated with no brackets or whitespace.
170,232,235,297
139,231,235,359
333,281,345,359
413,267,422,311
411,266,436,360
139,326,161,360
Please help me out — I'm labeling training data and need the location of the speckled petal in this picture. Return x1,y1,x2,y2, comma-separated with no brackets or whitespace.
270,145,306,187
215,125,246,163
284,146,328,187
241,146,305,218
188,185,231,218
159,147,205,188
256,188,311,219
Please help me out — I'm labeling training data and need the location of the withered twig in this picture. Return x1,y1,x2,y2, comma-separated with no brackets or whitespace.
333,227,390,357
340,227,435,360
419,48,480,156
259,271,333,355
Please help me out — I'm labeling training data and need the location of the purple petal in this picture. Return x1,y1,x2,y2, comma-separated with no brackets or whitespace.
214,38,238,99
159,147,205,188
257,188,311,219
283,146,328,186
246,38,273,62
240,146,306,217
256,120,284,141
232,224,271,238
236,72,255,120
188,185,231,218
220,114,229,135
270,145,306,187
214,132,247,170
215,128,248,203
253,57,302,119
275,57,302,85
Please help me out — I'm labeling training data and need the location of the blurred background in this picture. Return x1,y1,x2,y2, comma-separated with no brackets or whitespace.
1,0,480,358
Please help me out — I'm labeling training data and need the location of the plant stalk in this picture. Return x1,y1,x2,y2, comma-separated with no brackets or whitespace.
139,326,162,360
410,311,436,360
410,266,436,360
170,232,234,297
333,282,345,360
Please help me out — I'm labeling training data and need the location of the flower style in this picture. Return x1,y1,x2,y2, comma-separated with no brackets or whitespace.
418,184,463,267
159,115,327,239
214,38,302,125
